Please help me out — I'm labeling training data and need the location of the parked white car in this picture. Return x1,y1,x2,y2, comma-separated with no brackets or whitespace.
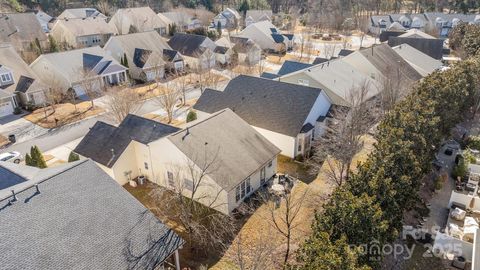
0,151,23,163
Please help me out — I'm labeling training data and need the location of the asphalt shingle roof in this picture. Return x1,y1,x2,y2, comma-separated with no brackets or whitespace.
388,36,444,60
0,160,184,270
312,57,328,65
168,33,210,57
260,72,279,79
277,60,313,76
74,115,180,168
193,75,323,137
168,109,280,191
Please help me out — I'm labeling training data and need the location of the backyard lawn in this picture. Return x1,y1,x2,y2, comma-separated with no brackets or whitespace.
24,102,104,128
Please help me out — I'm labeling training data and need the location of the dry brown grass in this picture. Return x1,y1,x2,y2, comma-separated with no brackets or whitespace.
24,102,104,129
0,135,9,148
142,113,185,127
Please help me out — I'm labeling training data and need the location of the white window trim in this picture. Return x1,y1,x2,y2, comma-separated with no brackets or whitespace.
0,72,12,83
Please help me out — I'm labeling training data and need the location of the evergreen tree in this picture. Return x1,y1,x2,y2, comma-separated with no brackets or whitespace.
25,153,33,167
68,151,80,162
48,35,59,52
217,21,222,36
29,145,47,169
186,110,197,122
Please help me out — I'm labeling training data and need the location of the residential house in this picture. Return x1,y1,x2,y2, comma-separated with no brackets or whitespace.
57,8,107,20
245,10,273,27
161,12,203,31
104,31,184,81
0,13,48,55
230,36,262,65
75,110,280,215
311,57,329,65
342,44,423,82
50,17,117,48
278,58,380,107
239,20,293,53
74,114,180,185
30,46,128,97
213,8,241,29
424,12,479,36
34,10,54,33
369,13,428,35
0,160,184,269
167,33,216,70
262,60,313,79
194,75,332,158
392,43,443,76
388,29,444,59
109,7,170,36
369,15,392,35
214,37,234,65
0,45,48,113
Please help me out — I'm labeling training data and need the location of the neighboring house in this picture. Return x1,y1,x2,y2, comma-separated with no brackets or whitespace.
213,8,241,29
0,45,48,113
109,7,170,36
369,15,392,35
337,49,354,57
75,110,280,215
161,12,203,31
424,12,479,37
341,44,423,86
230,36,262,65
392,43,443,76
194,75,332,158
239,20,293,53
50,17,117,48
104,31,184,81
57,8,107,20
0,13,48,54
245,10,273,27
74,114,180,185
167,33,216,70
369,13,428,35
311,57,329,65
34,10,54,33
388,29,444,59
0,160,184,270
278,58,380,107
279,60,313,76
214,46,233,65
30,46,128,97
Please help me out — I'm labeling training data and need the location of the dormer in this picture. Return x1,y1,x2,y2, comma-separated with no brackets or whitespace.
0,66,14,86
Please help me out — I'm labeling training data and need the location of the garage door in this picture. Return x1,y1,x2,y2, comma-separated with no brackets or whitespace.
0,100,13,117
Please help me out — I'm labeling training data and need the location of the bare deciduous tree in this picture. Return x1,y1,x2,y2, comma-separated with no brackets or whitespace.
309,81,375,186
154,83,180,124
78,68,103,109
43,75,65,118
104,86,141,124
151,147,236,253
262,186,309,267
378,66,403,114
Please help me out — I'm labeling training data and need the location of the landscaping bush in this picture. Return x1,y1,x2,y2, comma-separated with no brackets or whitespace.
467,135,480,150
68,151,80,162
25,145,47,168
186,110,197,123
13,107,22,115
452,158,468,179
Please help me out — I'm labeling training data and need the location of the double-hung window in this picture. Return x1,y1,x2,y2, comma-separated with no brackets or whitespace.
236,178,252,202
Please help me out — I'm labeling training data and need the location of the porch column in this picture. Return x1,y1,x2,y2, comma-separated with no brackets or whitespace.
174,249,180,270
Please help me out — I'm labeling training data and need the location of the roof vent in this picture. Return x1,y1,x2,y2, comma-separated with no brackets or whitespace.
35,184,40,194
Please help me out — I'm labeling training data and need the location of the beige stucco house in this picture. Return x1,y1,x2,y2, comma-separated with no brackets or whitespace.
50,17,117,48
109,7,171,36
74,110,280,215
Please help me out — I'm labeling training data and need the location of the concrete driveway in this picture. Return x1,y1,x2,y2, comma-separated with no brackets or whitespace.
0,114,47,144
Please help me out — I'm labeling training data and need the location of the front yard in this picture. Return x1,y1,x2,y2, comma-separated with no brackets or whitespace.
24,102,104,128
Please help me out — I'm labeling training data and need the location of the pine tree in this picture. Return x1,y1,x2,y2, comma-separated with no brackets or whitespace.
30,145,47,169
217,21,222,36
25,153,33,166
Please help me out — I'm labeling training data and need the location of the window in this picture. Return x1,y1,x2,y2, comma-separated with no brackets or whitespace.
236,186,241,202
298,79,309,86
1,73,12,83
298,139,302,152
184,179,194,191
144,162,149,170
236,178,252,202
167,171,174,187
268,160,273,167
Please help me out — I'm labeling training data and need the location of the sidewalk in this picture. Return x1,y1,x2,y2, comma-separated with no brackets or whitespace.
45,137,83,166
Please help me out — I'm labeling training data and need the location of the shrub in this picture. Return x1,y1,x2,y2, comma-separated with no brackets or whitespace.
13,107,22,115
186,110,197,123
68,151,80,162
452,158,468,179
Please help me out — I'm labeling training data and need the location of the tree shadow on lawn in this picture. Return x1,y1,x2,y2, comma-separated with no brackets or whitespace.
277,155,318,184
124,181,266,269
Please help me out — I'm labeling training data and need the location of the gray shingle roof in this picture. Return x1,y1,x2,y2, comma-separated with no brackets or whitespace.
193,75,323,137
0,13,47,45
74,115,180,168
338,49,354,57
277,60,313,76
0,160,184,270
260,72,279,79
388,36,444,60
168,109,280,191
168,33,211,57
312,57,328,65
